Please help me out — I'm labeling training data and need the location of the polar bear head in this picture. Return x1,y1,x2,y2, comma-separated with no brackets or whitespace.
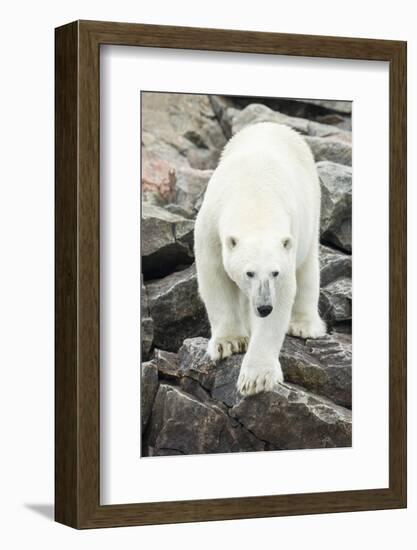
222,234,294,318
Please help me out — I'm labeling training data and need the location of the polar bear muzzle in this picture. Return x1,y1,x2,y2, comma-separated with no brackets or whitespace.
254,278,274,317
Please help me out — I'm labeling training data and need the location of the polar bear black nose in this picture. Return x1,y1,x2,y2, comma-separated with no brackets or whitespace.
257,305,273,317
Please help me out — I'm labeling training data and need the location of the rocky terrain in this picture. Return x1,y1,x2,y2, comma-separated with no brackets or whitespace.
141,92,352,457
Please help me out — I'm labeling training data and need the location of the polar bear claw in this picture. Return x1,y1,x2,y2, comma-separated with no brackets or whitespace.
207,336,249,362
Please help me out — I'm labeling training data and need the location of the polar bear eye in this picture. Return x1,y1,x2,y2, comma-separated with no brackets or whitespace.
272,271,279,277
246,271,255,278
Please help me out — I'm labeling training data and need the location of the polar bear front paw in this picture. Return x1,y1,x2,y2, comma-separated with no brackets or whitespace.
288,316,327,339
207,336,249,361
237,359,283,396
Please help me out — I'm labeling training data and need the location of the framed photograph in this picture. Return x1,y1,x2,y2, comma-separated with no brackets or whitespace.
55,20,407,528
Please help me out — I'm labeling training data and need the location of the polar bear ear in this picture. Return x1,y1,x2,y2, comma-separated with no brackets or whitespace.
282,236,293,250
226,236,238,249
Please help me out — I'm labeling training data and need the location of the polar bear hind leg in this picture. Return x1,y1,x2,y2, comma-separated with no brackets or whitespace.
288,241,327,339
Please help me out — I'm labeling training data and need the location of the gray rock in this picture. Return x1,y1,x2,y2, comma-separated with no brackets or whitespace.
231,103,350,143
146,265,210,352
146,384,264,456
143,337,352,455
320,245,352,287
209,95,240,138
230,383,351,450
318,161,352,252
180,335,351,408
141,360,159,431
141,204,195,279
178,337,243,406
174,166,213,215
294,99,352,115
141,275,153,359
318,245,352,327
141,318,154,361
316,113,351,131
153,348,181,380
306,136,352,166
320,277,352,324
142,92,227,171
163,203,195,219
281,333,352,408
220,96,352,129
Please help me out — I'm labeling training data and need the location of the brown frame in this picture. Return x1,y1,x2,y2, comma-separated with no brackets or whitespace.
55,20,407,529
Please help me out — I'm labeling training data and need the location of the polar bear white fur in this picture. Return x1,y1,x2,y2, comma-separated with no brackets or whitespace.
194,122,326,396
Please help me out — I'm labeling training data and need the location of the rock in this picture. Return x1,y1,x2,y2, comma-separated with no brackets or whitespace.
142,318,154,360
231,103,350,143
180,335,351,408
318,245,352,326
178,337,216,387
141,360,159,431
141,276,153,359
316,113,351,131
163,203,195,219
230,383,351,450
320,277,352,325
221,95,351,125
141,203,195,279
141,150,177,205
179,337,351,448
226,95,351,115
174,166,213,215
306,136,352,166
178,337,243,406
142,92,227,171
153,349,181,380
294,99,352,115
318,161,352,252
209,95,240,138
280,333,352,408
320,245,352,287
146,384,264,456
146,265,210,352
143,337,352,455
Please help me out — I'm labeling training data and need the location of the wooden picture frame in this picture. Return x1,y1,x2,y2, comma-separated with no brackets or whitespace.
55,20,407,528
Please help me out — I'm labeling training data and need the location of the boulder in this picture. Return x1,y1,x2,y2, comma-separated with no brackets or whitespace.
141,360,159,431
280,333,352,408
178,337,242,406
146,265,210,352
320,277,352,325
163,203,195,219
318,161,352,252
141,203,195,279
319,245,352,326
209,95,241,138
179,338,351,449
294,98,352,115
142,337,352,455
141,275,154,359
174,166,213,215
315,113,351,131
306,136,352,166
141,150,177,205
231,103,350,143
153,348,181,380
142,92,227,171
230,383,351,450
145,383,264,456
179,335,352,409
320,245,352,287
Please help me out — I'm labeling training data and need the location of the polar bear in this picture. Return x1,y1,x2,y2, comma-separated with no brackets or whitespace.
194,122,326,396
